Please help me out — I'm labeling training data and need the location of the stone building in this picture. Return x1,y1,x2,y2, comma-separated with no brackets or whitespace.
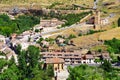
41,51,95,65
40,18,65,27
46,58,64,71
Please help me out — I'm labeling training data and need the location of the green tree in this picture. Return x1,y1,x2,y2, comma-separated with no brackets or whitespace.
0,58,20,80
67,64,120,80
0,45,54,80
27,45,40,68
67,65,103,80
46,64,54,77
0,14,40,35
35,29,39,33
18,50,28,79
37,37,44,43
100,60,112,72
0,59,8,71
68,34,76,39
32,70,51,80
105,38,120,54
1,27,12,37
15,44,21,54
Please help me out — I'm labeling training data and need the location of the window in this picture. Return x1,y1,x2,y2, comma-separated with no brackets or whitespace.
58,54,62,56
65,54,69,56
74,55,79,57
69,54,72,56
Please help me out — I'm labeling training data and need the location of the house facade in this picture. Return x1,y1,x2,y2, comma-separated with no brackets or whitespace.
40,18,65,27
81,54,95,64
46,58,64,71
41,51,95,65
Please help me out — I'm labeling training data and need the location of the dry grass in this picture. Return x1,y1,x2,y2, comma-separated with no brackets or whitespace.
0,0,94,9
90,45,108,51
0,0,94,5
99,27,120,40
61,28,78,37
49,24,120,48
49,26,120,48
72,27,120,47
72,33,100,47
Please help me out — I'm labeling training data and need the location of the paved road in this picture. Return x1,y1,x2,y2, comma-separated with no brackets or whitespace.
55,66,69,80
17,22,92,43
29,22,94,41
41,23,90,36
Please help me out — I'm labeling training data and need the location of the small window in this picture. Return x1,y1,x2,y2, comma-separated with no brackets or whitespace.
65,54,69,56
58,54,62,56
74,55,78,57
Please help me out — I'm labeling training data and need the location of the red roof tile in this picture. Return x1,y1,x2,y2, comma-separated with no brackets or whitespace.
46,58,64,64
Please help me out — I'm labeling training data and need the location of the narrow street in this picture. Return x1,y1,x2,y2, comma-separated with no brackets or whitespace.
54,65,69,80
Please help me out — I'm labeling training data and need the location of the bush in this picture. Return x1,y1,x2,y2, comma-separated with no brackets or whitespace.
100,60,112,72
47,11,91,27
104,38,120,54
86,30,104,35
37,38,44,43
68,34,76,39
67,64,120,80
60,12,90,27
78,33,82,36
35,29,39,32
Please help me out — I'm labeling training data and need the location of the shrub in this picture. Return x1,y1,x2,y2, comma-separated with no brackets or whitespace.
86,30,105,35
68,34,76,39
35,29,39,32
78,33,82,36
104,38,120,54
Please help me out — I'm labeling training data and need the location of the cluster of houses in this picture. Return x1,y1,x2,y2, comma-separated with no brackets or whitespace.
0,40,17,62
41,50,111,71
33,18,65,34
0,12,112,72
0,32,111,72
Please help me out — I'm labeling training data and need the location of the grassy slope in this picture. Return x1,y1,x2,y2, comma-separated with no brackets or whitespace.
1,0,120,50
70,27,120,48
99,27,120,40
0,0,94,5
49,26,120,49
49,12,120,47
0,0,94,9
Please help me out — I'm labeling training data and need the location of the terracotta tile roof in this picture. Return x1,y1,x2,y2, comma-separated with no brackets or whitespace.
46,58,64,64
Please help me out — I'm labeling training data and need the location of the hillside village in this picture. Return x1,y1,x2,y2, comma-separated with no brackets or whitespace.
0,0,120,80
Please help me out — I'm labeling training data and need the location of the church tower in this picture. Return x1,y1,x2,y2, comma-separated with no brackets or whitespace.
94,10,101,30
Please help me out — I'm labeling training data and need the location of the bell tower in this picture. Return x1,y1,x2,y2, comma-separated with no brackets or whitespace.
93,10,101,30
